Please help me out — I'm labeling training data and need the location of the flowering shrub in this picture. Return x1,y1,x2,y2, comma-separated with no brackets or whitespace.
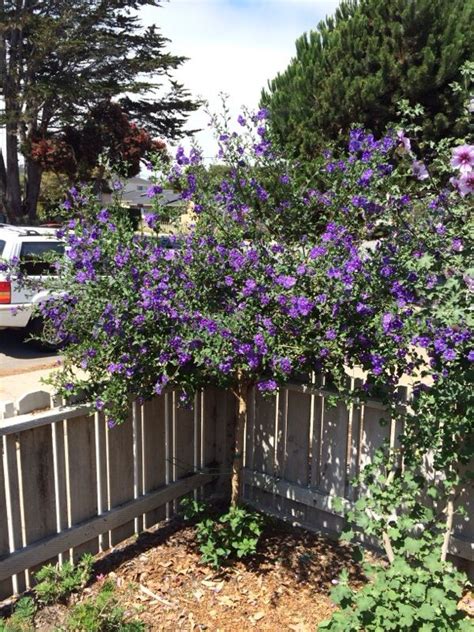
15,103,472,626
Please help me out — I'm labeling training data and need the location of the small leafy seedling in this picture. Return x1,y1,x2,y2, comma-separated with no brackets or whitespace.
181,498,264,568
60,579,145,631
0,597,36,632
34,553,94,605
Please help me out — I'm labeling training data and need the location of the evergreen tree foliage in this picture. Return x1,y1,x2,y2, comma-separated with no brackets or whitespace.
261,0,473,160
0,0,198,221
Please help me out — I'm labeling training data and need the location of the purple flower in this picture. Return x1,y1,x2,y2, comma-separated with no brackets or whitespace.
451,144,474,173
397,130,411,153
237,114,246,126
97,208,109,223
451,238,463,252
325,329,337,340
279,357,292,373
276,275,296,289
370,354,385,375
242,279,257,296
257,379,277,392
294,296,314,316
412,161,429,181
358,168,373,187
458,171,474,196
382,312,403,334
112,180,123,191
443,348,456,362
219,358,233,374
154,375,169,395
144,213,158,229
309,245,327,260
146,184,163,198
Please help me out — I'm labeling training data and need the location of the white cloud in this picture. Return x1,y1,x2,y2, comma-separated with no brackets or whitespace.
141,0,341,159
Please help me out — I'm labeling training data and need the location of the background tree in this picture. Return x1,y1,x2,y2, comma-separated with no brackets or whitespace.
261,0,473,161
0,0,198,222
30,100,167,184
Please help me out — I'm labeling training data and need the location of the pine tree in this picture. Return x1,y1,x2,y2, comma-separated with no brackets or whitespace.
0,0,198,222
261,0,473,160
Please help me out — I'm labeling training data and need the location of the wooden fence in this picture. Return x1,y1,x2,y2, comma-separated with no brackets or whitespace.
241,381,474,579
0,388,235,601
0,382,473,601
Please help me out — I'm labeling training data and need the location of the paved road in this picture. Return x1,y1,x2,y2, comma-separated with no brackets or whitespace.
0,329,59,376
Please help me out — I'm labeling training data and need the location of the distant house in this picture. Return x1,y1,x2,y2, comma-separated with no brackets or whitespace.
101,175,196,231
101,176,181,211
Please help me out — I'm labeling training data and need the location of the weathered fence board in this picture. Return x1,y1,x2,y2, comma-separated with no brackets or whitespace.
0,391,222,601
0,440,13,598
67,415,99,560
3,434,26,593
141,397,167,529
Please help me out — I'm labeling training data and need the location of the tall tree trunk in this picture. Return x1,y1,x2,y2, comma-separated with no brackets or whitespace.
5,99,22,221
0,149,8,221
0,1,23,222
25,157,42,222
230,379,248,507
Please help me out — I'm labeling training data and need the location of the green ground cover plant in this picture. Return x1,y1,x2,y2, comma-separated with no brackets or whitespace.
181,499,264,568
58,580,145,632
34,554,94,605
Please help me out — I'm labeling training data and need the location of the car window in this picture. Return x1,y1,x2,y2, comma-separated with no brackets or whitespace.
19,241,64,275
0,240,5,257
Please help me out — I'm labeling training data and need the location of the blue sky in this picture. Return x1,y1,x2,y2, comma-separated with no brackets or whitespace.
141,0,341,159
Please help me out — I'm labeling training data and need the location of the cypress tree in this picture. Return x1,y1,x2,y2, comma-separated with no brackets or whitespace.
261,0,473,160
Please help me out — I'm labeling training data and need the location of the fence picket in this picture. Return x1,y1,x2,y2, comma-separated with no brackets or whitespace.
319,400,350,497
66,414,99,560
283,390,311,485
107,412,135,546
141,396,167,529
19,426,58,582
0,438,13,599
2,434,26,593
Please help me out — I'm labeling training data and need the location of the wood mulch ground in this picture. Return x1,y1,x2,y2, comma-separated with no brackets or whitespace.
30,515,365,631
5,514,473,630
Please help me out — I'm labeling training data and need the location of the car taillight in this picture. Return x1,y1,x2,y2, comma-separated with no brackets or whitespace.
0,281,11,304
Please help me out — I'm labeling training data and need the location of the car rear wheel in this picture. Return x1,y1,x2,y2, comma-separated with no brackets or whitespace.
27,316,60,352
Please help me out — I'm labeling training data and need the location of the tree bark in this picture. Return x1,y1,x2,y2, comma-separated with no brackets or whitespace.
5,103,22,221
1,1,23,222
230,379,248,507
0,149,8,221
382,468,396,564
441,490,455,563
25,157,42,222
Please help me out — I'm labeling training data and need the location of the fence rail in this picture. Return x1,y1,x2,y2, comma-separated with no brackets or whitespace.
0,382,473,601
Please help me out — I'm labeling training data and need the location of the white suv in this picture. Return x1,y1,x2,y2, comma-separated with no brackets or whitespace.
0,224,64,337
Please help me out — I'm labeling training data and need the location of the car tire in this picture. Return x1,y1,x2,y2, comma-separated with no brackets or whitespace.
27,316,60,352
